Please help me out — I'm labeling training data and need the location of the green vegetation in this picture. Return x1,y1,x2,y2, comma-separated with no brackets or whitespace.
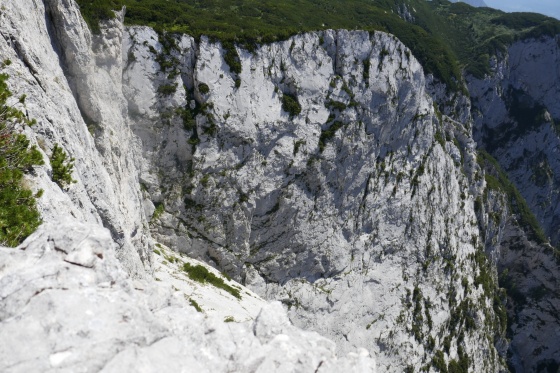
152,202,164,221
222,41,242,75
319,121,345,152
189,298,203,313
411,286,424,341
157,83,177,96
0,73,44,246
434,131,446,148
281,93,301,118
432,350,447,372
75,0,560,91
326,100,347,112
74,0,123,34
50,144,76,188
182,262,241,299
78,4,555,92
198,83,210,95
477,150,548,244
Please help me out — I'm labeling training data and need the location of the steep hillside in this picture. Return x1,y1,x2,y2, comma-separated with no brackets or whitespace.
469,38,560,372
0,0,559,372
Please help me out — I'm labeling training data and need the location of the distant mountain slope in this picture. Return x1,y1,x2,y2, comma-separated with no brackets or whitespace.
450,0,488,7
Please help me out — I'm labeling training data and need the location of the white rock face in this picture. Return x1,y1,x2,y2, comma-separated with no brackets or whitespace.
0,220,376,373
152,242,269,322
121,26,503,370
8,0,560,371
0,0,152,278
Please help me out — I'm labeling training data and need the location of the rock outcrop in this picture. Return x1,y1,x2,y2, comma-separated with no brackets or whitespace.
0,0,152,278
122,25,503,372
469,36,560,246
0,220,376,372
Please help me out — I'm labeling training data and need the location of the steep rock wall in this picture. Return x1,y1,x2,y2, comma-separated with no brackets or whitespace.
122,26,504,370
469,36,560,372
0,0,152,277
7,0,555,371
469,36,560,246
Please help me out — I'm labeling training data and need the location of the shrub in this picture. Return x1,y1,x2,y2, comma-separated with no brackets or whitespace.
435,131,446,148
432,350,447,372
222,41,242,75
157,83,177,95
319,121,344,152
198,83,209,94
0,73,44,246
152,203,164,221
50,144,76,188
281,93,301,118
362,59,370,81
326,100,347,111
182,262,241,299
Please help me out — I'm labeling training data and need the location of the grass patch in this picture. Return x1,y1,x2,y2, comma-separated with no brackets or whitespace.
182,262,241,299
189,298,203,313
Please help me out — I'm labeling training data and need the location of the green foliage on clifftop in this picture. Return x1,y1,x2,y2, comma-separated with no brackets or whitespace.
75,0,560,90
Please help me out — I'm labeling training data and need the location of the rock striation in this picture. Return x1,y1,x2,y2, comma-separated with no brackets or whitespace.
121,24,503,372
0,0,152,278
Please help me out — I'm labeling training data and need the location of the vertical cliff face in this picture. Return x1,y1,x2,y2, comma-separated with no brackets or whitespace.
119,26,505,370
469,36,560,372
469,36,560,246
0,0,152,277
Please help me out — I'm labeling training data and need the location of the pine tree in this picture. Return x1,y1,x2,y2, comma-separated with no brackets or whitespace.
0,71,44,246
50,144,76,188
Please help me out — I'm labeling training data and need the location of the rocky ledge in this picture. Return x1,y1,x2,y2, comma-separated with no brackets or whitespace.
0,220,376,372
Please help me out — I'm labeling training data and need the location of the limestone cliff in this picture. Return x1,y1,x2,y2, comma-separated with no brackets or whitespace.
0,0,151,278
0,0,559,371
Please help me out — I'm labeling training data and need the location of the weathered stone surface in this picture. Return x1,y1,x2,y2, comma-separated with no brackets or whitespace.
0,220,376,373
468,38,560,370
0,0,153,278
469,37,560,246
122,27,503,370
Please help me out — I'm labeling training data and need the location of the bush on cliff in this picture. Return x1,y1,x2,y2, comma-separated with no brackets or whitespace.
0,72,44,246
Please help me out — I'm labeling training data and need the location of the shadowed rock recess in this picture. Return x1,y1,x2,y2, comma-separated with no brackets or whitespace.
0,0,558,372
